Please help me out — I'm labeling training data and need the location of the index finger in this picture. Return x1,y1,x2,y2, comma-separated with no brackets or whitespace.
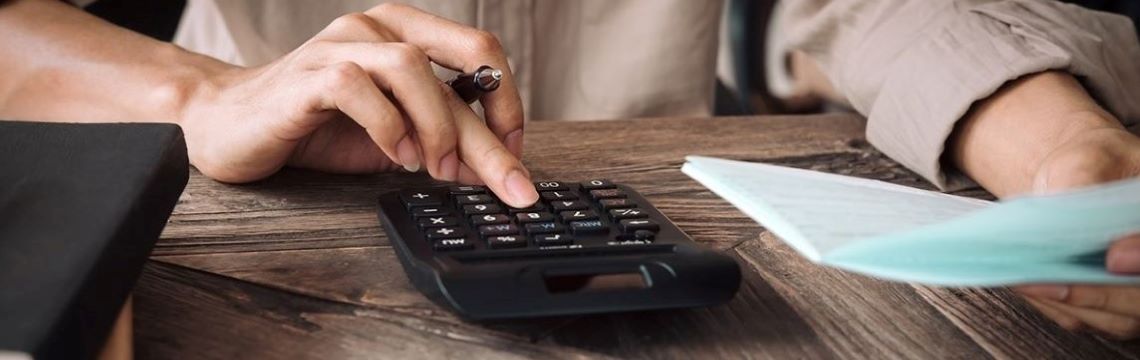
364,3,525,156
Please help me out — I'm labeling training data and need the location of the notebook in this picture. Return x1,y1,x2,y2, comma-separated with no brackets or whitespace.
681,155,1140,286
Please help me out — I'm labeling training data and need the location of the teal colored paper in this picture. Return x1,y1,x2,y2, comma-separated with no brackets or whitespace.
681,155,1140,286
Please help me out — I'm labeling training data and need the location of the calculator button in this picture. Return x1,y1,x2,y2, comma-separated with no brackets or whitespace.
471,213,510,226
525,222,565,234
550,200,589,212
400,191,442,208
599,198,635,210
508,202,546,214
434,238,474,251
463,203,503,215
534,233,573,246
426,226,466,240
609,208,647,220
456,194,495,205
448,185,486,195
487,235,527,249
619,219,659,233
411,206,451,218
580,179,616,190
515,212,555,223
540,191,578,201
534,181,567,191
478,224,519,237
569,220,607,234
559,210,598,222
418,216,459,228
633,230,656,241
589,189,625,200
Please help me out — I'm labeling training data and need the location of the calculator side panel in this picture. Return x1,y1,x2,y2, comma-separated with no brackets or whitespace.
376,193,466,313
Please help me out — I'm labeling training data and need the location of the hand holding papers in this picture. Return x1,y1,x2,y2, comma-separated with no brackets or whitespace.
681,156,1140,286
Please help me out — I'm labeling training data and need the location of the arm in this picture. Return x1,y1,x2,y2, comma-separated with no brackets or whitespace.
0,0,225,123
770,0,1140,338
0,0,539,207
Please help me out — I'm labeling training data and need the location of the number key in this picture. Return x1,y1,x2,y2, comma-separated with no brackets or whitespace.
515,212,555,223
581,179,615,190
534,181,567,190
550,200,589,212
471,213,510,226
559,210,598,222
540,191,578,201
456,194,495,205
463,203,503,215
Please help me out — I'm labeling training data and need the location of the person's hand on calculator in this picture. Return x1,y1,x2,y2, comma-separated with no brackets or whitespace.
0,1,539,208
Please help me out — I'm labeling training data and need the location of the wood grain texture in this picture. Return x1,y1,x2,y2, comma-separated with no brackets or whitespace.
139,114,1139,359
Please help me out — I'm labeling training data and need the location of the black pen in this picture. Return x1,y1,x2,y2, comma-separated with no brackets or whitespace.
447,65,502,104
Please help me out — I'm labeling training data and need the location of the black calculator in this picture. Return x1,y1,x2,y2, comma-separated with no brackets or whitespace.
376,180,741,320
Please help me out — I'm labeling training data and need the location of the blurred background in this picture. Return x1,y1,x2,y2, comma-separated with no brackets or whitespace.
84,0,1139,118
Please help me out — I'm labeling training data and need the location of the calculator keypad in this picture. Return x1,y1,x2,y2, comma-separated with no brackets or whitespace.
397,179,665,252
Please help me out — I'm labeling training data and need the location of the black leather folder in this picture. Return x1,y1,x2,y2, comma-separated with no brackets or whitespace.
0,121,188,359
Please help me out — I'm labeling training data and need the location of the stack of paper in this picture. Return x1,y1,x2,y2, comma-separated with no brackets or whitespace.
681,155,1140,286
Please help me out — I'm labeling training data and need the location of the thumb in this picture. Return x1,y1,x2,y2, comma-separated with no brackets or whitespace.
1107,234,1140,274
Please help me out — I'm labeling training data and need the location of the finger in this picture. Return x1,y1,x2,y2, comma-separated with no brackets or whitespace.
1040,299,1140,340
456,163,485,185
364,3,525,156
440,83,537,208
1062,285,1140,318
305,62,418,171
1024,297,1085,331
1107,233,1140,273
319,42,461,181
311,12,394,43
1013,284,1070,302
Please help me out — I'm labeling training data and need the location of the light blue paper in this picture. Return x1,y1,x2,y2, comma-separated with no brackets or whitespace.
681,155,1140,286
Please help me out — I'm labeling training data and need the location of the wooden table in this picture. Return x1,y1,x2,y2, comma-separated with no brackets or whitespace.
136,115,1140,359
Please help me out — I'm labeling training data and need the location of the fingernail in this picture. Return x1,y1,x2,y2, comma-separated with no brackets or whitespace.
1017,285,1070,301
505,169,538,206
396,136,420,172
505,129,524,156
1107,242,1140,273
438,151,459,181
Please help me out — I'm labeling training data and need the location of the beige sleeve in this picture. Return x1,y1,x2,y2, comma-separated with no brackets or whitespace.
768,0,1140,190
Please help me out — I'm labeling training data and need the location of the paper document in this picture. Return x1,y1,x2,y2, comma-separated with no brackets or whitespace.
681,155,1140,286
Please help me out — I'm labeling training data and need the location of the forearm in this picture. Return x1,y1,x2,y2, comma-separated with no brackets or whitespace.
0,0,233,124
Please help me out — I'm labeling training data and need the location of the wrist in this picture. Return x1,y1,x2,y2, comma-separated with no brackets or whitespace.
1032,126,1140,194
154,43,237,127
950,71,1125,196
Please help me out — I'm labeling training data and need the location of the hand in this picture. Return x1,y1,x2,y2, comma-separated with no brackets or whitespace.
178,3,538,207
1014,127,1140,339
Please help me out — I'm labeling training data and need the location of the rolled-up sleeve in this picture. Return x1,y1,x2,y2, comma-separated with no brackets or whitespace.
768,0,1140,190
